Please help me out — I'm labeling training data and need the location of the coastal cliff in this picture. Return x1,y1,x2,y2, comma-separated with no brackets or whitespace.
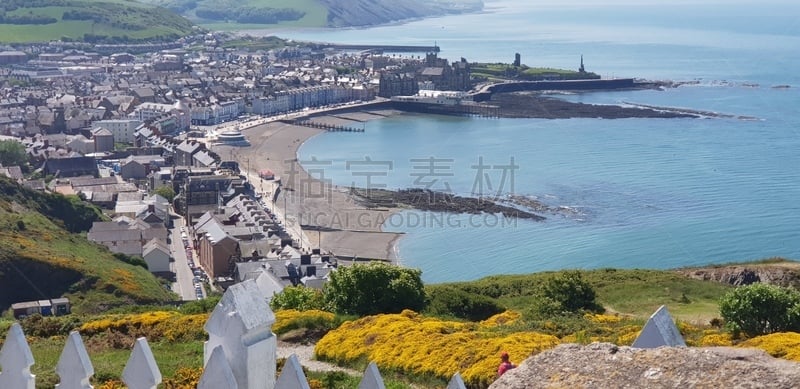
675,259,800,289
320,0,483,27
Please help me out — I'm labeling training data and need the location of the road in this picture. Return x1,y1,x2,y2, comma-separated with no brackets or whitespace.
242,170,312,251
196,98,390,141
170,214,199,301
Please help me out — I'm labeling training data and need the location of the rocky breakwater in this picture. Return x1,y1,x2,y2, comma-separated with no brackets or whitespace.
489,92,699,119
349,188,546,221
675,259,800,288
490,343,800,389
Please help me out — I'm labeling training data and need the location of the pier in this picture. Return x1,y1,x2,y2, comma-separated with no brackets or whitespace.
471,78,639,101
285,119,365,132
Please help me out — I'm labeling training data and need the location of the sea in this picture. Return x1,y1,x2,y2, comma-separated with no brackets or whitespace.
264,0,800,283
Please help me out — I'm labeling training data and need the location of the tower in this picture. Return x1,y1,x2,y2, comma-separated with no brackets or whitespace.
579,55,586,73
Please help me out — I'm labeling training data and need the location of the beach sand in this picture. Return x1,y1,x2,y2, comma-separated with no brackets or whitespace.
216,110,404,262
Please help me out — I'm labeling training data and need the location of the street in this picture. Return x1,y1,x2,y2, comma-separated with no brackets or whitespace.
169,214,203,300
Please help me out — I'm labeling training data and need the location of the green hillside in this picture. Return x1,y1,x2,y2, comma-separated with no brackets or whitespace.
140,0,483,30
0,177,176,315
140,0,327,29
472,62,601,81
0,0,196,43
427,267,734,324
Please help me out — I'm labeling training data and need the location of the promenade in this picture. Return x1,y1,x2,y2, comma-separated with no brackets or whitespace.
211,106,403,261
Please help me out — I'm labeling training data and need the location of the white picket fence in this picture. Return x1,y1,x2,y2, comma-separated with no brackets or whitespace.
0,279,469,389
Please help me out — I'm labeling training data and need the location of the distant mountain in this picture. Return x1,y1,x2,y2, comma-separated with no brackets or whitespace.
139,0,484,29
0,0,196,43
0,177,176,314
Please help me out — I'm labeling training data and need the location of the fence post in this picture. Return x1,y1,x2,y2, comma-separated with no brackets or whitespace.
122,337,162,389
204,279,276,389
358,361,386,389
0,322,35,389
199,345,238,389
275,354,310,389
56,331,94,389
447,372,467,389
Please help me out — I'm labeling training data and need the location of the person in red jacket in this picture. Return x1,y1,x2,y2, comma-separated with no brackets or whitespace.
497,351,516,377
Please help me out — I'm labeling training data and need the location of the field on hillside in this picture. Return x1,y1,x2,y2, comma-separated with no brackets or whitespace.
471,63,600,81
0,178,176,314
139,0,328,30
432,268,733,325
0,0,195,43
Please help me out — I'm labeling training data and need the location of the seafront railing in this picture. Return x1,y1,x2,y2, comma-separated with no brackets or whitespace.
0,279,469,389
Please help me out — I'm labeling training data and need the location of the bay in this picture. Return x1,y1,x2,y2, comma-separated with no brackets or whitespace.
283,0,800,282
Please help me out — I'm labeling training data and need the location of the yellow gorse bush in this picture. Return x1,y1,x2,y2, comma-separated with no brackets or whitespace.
479,310,521,328
315,310,559,388
80,311,208,342
273,309,336,334
163,367,204,388
585,313,622,324
738,332,800,362
698,330,733,346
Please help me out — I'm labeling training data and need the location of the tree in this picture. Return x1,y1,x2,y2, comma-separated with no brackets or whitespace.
542,271,601,313
152,185,176,203
0,139,28,168
270,285,326,311
323,262,426,316
719,283,800,337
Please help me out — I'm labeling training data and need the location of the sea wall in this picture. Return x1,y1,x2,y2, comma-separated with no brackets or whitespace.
473,78,637,101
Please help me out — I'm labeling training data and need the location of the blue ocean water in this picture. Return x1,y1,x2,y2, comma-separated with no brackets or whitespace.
285,0,800,283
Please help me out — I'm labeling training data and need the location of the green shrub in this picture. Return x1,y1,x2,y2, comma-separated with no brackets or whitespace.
542,270,603,313
270,286,327,312
323,262,426,316
181,295,221,314
425,286,505,321
20,314,83,337
719,283,800,337
113,252,148,270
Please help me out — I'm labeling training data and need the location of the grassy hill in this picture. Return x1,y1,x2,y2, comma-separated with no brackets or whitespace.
428,267,734,325
0,177,176,315
0,0,196,43
139,0,482,30
472,62,601,82
139,0,327,30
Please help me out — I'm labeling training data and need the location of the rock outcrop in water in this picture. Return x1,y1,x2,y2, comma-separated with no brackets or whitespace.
489,92,698,119
349,188,546,221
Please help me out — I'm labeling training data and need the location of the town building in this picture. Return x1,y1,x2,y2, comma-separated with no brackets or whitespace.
94,119,143,144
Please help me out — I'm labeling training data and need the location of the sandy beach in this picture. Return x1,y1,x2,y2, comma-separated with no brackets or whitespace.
215,109,404,262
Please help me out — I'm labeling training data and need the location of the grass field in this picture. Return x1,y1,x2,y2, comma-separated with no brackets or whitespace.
0,1,195,43
28,338,204,387
436,267,733,324
472,62,600,81
139,0,328,30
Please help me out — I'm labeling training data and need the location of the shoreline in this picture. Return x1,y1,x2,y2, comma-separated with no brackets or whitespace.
221,82,735,266
224,108,406,263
